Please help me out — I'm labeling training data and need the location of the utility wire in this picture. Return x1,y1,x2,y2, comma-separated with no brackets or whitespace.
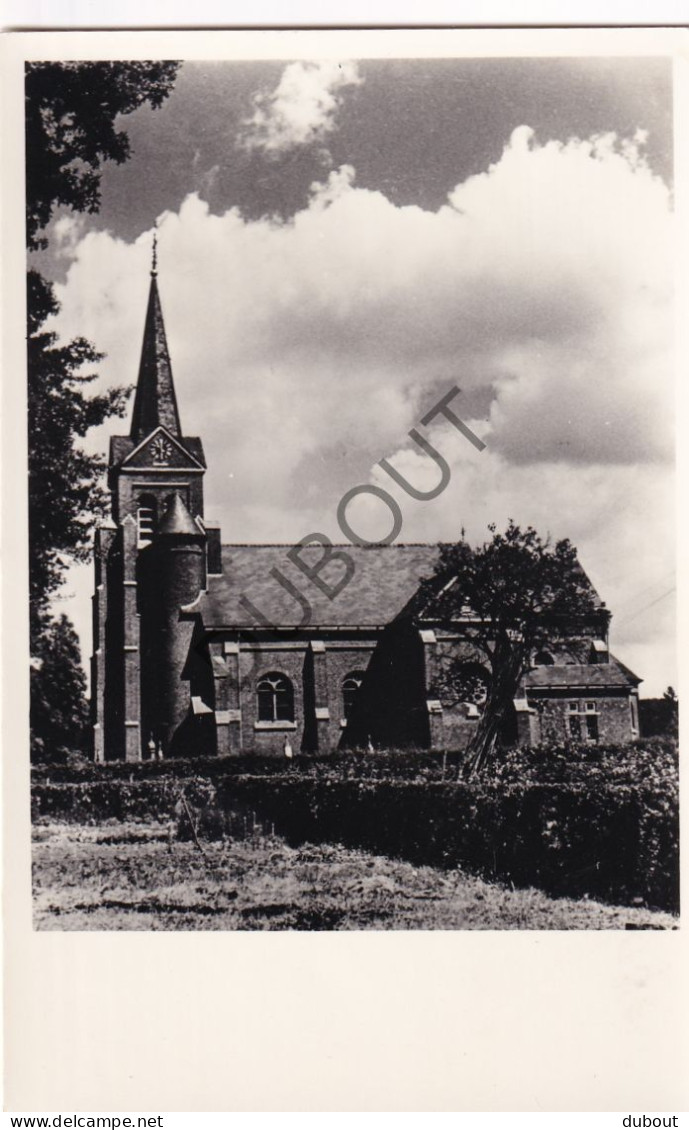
617,586,676,626
614,568,676,612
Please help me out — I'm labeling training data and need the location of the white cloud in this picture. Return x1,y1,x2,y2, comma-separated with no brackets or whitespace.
49,125,675,693
238,60,362,154
51,214,87,259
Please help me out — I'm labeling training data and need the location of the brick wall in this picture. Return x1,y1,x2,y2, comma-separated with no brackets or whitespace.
536,692,634,745
210,634,381,755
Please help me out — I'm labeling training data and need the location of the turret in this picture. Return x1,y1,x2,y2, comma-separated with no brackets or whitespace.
139,493,207,755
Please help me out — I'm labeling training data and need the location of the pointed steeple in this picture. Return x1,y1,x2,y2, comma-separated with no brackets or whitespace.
130,229,181,442
157,492,202,537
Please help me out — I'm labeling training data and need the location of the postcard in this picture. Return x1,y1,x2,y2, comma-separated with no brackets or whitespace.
2,26,687,1113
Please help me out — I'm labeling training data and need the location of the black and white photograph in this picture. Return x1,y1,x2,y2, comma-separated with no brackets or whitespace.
4,20,688,1116
20,39,679,936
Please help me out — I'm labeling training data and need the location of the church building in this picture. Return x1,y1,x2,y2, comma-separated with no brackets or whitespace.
91,255,642,762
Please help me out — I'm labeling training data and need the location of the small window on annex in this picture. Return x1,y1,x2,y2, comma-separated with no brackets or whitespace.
342,671,366,720
567,700,599,741
533,650,555,666
257,673,294,723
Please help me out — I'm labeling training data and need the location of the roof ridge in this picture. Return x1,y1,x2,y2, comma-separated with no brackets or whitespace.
608,652,643,685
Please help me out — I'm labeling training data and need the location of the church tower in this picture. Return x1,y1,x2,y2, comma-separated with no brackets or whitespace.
91,238,211,762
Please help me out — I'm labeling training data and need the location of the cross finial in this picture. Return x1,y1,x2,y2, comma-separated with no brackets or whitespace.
151,221,158,277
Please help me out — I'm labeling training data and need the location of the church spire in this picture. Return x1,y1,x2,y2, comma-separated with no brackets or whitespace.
129,227,181,442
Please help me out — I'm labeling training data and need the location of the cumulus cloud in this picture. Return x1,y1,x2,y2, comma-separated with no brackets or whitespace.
50,214,88,260
191,148,220,197
49,125,674,692
238,60,362,154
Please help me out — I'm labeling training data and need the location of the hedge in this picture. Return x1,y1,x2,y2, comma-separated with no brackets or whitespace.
31,736,678,789
32,772,679,912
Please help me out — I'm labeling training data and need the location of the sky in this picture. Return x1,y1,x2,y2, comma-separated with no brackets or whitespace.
37,56,676,696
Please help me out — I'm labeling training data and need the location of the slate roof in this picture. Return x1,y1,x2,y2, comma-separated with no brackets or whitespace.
189,541,610,634
524,658,640,689
190,543,441,627
414,559,604,616
130,274,181,441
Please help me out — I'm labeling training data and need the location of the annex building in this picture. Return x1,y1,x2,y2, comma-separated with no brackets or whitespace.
91,259,641,762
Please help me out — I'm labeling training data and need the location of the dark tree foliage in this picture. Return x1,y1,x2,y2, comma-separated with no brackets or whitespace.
28,269,131,641
30,615,90,762
419,521,601,774
639,687,679,738
26,61,179,248
26,61,179,759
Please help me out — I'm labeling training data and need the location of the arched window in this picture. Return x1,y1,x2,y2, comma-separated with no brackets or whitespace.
137,493,157,547
533,650,555,667
342,671,366,720
257,673,294,722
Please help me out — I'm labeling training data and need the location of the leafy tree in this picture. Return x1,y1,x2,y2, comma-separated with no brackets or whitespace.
26,61,180,624
28,269,131,642
30,615,90,762
662,686,680,738
639,687,679,738
419,521,601,774
26,61,179,758
26,61,179,248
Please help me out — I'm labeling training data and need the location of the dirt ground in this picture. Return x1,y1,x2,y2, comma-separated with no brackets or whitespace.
32,820,679,931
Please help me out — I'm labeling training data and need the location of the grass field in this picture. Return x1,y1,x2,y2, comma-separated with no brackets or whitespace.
32,820,678,931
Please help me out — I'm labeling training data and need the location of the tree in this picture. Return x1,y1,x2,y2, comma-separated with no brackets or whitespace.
26,61,179,758
639,687,679,738
26,61,180,625
30,615,90,763
419,522,601,774
661,686,679,738
26,61,179,248
28,269,131,641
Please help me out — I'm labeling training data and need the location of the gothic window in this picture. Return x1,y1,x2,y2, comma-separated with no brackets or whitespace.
342,671,366,720
257,673,294,723
533,650,555,666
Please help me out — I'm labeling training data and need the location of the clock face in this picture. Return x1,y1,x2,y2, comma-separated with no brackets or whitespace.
150,435,175,465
